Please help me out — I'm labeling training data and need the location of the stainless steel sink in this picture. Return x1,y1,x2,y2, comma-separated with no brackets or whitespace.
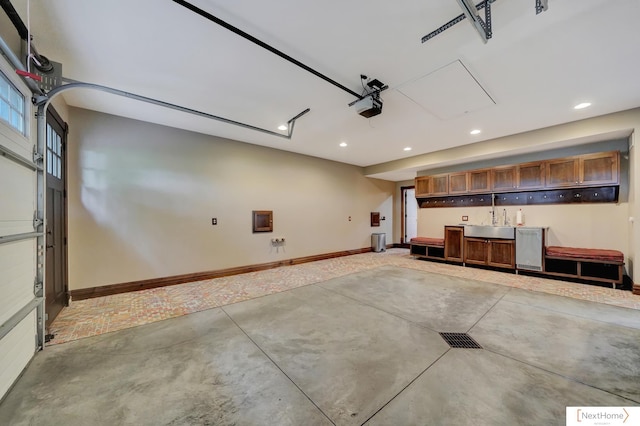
463,225,515,240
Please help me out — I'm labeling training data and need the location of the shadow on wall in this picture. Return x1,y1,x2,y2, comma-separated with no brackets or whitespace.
80,149,218,275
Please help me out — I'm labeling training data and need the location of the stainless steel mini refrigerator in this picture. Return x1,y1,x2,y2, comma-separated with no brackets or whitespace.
515,227,545,271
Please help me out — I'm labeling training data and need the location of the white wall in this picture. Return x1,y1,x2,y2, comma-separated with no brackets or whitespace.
49,97,70,123
66,108,395,291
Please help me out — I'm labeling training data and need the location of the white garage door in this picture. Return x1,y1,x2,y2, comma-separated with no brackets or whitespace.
0,55,43,400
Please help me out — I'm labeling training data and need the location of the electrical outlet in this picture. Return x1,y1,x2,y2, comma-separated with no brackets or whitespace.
212,218,217,225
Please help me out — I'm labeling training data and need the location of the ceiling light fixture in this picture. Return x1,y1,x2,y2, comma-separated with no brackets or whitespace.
404,147,412,151
574,102,592,110
339,142,348,147
278,124,288,131
470,129,481,135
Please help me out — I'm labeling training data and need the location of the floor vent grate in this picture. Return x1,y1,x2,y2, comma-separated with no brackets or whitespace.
439,332,482,349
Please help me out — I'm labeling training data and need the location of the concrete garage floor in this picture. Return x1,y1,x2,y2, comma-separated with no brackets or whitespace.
1,266,639,425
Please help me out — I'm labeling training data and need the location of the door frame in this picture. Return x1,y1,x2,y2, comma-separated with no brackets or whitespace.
45,105,68,330
400,185,416,246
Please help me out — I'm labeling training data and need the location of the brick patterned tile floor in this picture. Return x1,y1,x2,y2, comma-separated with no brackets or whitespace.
48,249,639,345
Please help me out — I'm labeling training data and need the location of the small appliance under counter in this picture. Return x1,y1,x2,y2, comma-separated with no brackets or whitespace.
515,227,546,272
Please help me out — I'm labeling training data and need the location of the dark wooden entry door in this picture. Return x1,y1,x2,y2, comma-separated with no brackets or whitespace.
45,107,68,329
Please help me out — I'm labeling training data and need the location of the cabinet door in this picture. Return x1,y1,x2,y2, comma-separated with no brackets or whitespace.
546,158,579,188
449,172,468,194
431,174,449,195
579,151,619,186
517,161,545,190
468,169,491,193
464,238,488,265
488,240,515,269
415,176,431,197
444,226,464,262
491,166,516,192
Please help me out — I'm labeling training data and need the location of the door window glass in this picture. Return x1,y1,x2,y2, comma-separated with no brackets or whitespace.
46,123,63,179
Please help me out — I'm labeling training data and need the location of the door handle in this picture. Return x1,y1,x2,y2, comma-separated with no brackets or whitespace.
47,244,55,249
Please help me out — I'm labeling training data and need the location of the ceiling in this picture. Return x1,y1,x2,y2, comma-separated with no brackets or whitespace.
12,0,640,181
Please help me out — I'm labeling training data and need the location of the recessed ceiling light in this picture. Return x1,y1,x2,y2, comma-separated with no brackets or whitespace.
339,142,348,147
278,124,288,131
403,147,412,151
574,102,591,110
470,129,481,135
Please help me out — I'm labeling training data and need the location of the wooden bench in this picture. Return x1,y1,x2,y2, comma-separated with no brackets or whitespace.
543,246,625,288
410,237,445,261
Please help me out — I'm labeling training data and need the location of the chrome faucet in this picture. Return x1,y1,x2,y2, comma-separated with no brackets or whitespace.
491,194,497,225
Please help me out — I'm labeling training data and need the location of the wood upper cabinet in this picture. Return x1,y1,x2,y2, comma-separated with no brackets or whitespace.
546,151,619,188
415,174,449,197
415,176,431,197
546,157,580,188
449,169,490,194
491,166,517,192
416,151,619,200
468,169,491,193
580,151,619,186
431,174,449,195
449,172,468,194
517,161,545,190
